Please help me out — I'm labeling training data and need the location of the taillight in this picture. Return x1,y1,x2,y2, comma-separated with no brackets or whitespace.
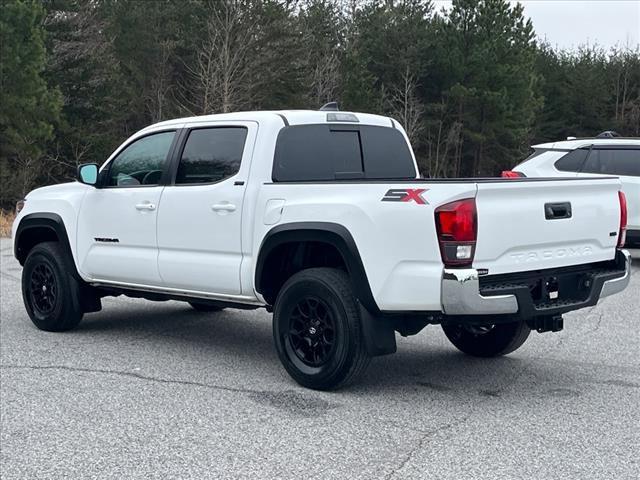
435,198,477,267
501,170,525,178
618,191,627,248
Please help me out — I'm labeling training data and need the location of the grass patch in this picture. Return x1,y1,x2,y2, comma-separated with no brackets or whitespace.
0,210,16,238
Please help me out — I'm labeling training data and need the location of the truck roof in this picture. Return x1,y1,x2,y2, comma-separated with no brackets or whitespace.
143,110,396,131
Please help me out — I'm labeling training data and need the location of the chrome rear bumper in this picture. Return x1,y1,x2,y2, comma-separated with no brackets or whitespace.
600,249,631,298
441,269,518,315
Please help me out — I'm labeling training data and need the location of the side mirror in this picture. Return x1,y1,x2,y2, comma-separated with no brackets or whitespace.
78,163,99,186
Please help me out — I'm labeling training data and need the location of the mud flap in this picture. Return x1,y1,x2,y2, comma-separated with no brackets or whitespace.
358,303,397,356
69,275,102,314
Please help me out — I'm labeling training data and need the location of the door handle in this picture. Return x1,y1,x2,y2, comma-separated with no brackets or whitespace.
544,202,571,220
135,203,156,211
211,203,237,212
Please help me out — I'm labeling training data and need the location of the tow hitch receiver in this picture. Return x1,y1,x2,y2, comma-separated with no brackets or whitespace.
527,315,563,333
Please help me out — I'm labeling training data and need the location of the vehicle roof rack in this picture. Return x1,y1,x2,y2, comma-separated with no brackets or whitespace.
596,130,621,138
319,102,339,112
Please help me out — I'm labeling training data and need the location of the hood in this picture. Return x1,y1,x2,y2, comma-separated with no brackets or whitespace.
26,181,89,200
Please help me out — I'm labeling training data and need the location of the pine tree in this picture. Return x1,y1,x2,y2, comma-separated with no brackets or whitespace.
433,0,540,176
0,0,61,204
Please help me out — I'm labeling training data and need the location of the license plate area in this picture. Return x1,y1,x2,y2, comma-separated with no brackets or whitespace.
478,257,624,315
527,273,591,307
478,254,626,317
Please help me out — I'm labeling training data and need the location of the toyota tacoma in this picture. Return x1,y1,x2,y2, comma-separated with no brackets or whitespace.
13,108,631,390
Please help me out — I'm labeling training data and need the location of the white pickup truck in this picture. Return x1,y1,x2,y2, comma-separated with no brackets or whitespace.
13,108,631,390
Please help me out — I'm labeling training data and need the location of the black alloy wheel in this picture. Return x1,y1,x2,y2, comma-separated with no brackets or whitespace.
286,296,336,367
29,263,58,316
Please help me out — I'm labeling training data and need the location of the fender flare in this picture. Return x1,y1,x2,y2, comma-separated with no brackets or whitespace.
14,213,77,276
255,222,380,314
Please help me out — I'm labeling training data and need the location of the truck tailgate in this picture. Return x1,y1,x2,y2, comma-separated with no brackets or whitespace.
474,178,622,275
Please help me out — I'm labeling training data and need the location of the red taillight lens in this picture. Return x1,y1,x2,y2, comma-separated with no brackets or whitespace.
435,198,477,267
501,170,525,178
618,191,627,248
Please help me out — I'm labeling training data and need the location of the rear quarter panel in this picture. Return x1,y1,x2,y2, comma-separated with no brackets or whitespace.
250,182,477,311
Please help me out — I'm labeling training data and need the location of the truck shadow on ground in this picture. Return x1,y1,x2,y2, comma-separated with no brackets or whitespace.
72,300,639,401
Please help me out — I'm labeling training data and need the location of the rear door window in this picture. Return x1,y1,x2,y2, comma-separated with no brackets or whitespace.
272,124,416,181
582,149,640,177
175,127,248,184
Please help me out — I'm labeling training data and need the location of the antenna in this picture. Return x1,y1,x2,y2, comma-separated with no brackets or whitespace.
319,102,339,111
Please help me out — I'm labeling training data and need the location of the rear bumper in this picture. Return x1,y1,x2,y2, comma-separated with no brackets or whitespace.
441,250,631,317
599,250,632,298
441,269,519,315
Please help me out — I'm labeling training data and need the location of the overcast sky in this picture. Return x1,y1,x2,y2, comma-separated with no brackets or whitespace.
433,1,640,50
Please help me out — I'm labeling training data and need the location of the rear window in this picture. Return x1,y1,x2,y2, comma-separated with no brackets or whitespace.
582,149,640,177
272,124,416,181
554,148,589,173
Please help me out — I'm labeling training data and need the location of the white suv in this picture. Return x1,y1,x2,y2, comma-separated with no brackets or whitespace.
509,136,640,247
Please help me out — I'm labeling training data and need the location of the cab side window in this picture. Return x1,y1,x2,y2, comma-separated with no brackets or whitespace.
107,131,175,187
175,127,248,185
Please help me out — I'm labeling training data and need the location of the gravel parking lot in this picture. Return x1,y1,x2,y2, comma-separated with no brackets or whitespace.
1,237,639,479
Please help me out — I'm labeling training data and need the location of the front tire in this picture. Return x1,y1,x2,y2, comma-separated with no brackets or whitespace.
22,242,84,332
442,321,530,357
273,268,370,390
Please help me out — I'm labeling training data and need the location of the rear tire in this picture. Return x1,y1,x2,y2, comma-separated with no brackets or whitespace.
22,242,84,332
188,301,224,313
273,268,370,390
442,321,530,357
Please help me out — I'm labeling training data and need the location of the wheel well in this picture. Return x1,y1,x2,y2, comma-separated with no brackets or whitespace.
258,241,347,305
256,223,380,314
15,226,59,265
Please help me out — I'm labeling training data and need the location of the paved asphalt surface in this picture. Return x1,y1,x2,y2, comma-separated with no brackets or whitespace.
1,237,639,479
